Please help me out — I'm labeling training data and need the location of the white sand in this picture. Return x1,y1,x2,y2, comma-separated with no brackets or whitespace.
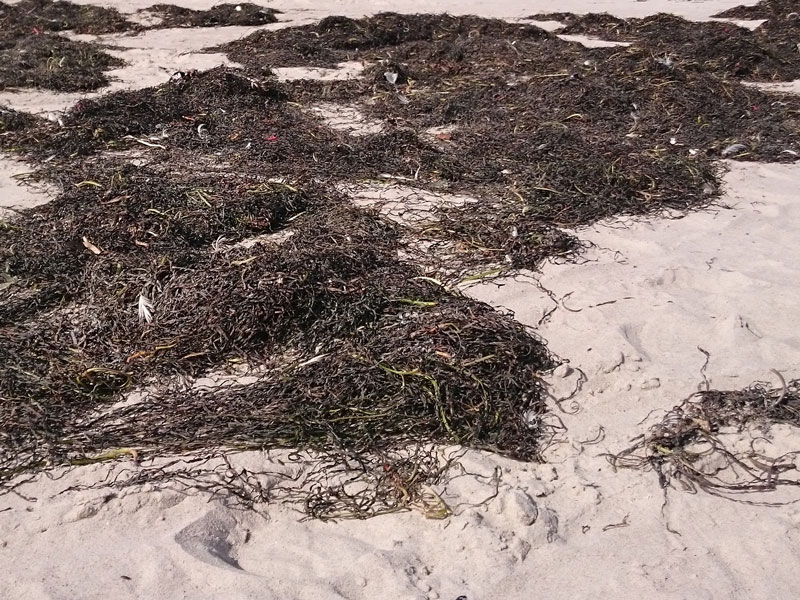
3,1,800,598
0,158,54,216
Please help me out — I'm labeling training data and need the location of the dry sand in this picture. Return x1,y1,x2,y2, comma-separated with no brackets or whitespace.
2,1,800,599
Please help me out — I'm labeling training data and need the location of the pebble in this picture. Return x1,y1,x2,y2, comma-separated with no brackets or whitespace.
505,490,539,526
601,351,625,374
553,363,573,378
640,377,661,390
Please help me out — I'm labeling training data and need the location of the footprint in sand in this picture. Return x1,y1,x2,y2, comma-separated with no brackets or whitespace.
174,508,250,572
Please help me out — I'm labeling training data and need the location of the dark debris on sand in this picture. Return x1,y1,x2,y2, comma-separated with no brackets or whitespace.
1,12,800,515
216,13,555,70
1,185,556,517
143,3,279,28
0,0,282,34
712,0,800,20
0,0,136,34
0,31,124,91
0,107,41,132
0,0,135,91
610,378,800,502
0,0,283,91
548,12,800,81
746,3,800,56
0,67,558,514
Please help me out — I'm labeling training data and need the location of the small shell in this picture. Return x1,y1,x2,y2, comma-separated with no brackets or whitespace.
721,143,747,157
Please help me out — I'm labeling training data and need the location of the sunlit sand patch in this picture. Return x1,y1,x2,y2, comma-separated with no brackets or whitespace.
344,182,489,280
308,103,384,136
0,88,90,115
0,24,257,114
425,124,457,136
124,9,164,28
347,183,476,225
0,155,56,216
217,228,296,251
0,52,237,114
746,79,800,95
710,18,767,29
424,124,459,142
519,19,564,32
273,61,364,81
557,33,631,47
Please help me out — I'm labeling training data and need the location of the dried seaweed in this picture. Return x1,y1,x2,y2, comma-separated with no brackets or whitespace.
2,12,800,515
52,447,474,520
216,13,556,70
712,0,799,20
0,0,128,91
0,106,41,132
1,198,555,514
0,31,124,91
552,12,800,81
142,3,279,28
609,379,800,502
0,0,136,35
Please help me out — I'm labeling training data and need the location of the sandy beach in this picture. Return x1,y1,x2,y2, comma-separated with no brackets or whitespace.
1,0,799,598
